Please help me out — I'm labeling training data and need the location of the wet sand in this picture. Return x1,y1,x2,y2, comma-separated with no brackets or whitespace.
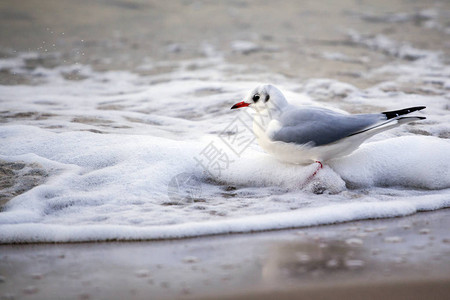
1,210,449,299
209,280,450,300
1,0,450,299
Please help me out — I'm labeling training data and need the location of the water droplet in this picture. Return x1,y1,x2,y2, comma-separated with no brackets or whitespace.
296,253,310,263
372,248,381,255
345,259,365,269
326,259,339,268
394,257,406,264
384,236,403,243
319,242,328,249
346,226,359,232
346,238,363,246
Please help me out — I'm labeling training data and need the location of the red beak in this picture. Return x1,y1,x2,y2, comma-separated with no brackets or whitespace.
231,101,250,110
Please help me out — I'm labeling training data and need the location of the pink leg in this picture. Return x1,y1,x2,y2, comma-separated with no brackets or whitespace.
311,161,323,178
304,161,323,186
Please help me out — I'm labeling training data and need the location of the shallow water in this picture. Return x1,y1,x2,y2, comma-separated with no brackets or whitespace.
0,0,449,243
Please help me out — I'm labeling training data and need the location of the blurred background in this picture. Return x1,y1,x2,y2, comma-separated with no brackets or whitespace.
1,0,449,86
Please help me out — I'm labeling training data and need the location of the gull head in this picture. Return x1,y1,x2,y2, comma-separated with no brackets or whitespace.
231,84,288,113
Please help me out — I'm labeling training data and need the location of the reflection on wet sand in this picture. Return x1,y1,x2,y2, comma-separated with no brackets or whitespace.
262,238,364,283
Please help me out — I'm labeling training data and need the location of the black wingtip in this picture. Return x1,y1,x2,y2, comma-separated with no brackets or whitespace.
382,106,426,120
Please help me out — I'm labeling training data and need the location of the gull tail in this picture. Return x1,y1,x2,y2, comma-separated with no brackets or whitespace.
396,116,426,124
348,106,426,138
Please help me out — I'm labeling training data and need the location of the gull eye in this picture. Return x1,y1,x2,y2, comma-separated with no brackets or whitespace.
252,94,260,102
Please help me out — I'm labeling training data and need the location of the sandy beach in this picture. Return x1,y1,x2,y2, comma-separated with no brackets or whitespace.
1,0,449,299
1,210,449,299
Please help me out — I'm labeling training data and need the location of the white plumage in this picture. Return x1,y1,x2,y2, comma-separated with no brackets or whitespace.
231,84,426,164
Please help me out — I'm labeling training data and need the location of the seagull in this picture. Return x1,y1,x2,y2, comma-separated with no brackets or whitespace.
231,84,426,173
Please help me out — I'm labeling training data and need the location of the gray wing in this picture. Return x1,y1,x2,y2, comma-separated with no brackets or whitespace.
271,107,385,146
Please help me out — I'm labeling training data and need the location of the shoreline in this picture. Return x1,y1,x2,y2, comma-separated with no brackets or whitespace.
0,207,448,245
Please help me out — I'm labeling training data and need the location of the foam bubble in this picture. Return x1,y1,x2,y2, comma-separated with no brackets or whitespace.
331,136,450,189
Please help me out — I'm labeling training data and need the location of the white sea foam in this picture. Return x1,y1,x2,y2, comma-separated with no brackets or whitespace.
347,31,438,60
0,47,449,243
0,195,448,243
